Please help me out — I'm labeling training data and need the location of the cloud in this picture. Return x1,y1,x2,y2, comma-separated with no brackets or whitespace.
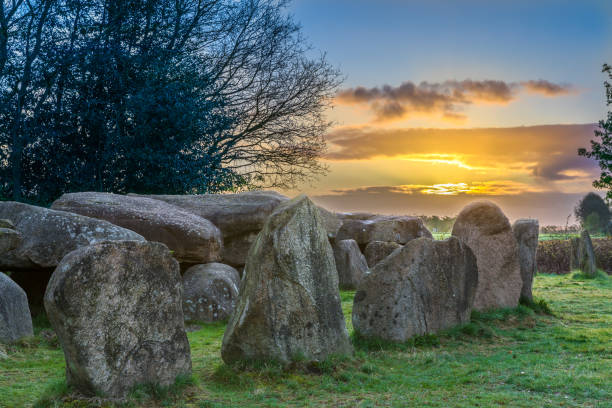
521,80,574,96
330,180,545,197
310,187,591,226
325,123,599,182
335,79,575,122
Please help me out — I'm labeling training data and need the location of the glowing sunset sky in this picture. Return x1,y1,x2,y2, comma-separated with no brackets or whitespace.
284,0,612,225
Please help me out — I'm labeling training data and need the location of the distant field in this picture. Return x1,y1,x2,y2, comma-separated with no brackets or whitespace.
432,232,609,241
1,273,610,407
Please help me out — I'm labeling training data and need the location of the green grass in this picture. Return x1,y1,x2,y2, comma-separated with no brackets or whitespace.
1,274,611,407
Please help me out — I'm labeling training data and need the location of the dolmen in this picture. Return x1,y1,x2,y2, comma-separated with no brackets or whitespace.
44,241,191,398
352,237,478,342
452,201,522,311
221,195,352,365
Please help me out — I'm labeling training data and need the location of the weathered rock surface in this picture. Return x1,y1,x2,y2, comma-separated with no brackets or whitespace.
571,230,597,277
363,241,402,268
316,206,343,239
0,201,144,270
352,237,478,342
333,239,369,289
221,195,352,365
513,219,539,301
44,241,191,398
134,192,343,264
452,201,522,311
182,263,240,322
336,215,432,249
0,223,21,255
0,272,33,343
51,192,222,264
0,219,15,229
130,191,287,266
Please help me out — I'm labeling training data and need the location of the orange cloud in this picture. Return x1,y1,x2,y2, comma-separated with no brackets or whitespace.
324,124,598,182
335,79,575,122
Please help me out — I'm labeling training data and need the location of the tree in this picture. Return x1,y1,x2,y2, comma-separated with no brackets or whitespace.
574,192,610,234
0,0,339,204
579,63,612,202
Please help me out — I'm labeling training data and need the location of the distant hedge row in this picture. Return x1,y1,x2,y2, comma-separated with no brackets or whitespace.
536,238,612,275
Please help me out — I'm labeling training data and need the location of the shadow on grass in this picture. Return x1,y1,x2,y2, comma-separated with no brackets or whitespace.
352,299,555,353
32,374,195,408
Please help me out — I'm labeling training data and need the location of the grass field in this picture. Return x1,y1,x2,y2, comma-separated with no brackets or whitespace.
1,273,611,408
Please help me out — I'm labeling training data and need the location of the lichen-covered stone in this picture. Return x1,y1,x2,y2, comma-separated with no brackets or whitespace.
352,237,478,342
0,219,15,229
333,239,369,289
0,272,33,343
336,215,432,249
44,241,191,398
221,195,352,365
452,201,521,311
0,201,144,270
130,191,286,265
0,227,21,255
182,263,240,322
51,192,222,264
571,230,597,277
363,241,402,268
513,219,539,301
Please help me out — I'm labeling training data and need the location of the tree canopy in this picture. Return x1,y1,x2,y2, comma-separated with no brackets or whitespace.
0,0,339,204
579,63,612,202
574,192,610,234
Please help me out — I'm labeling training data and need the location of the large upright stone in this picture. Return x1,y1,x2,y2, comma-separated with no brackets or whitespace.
0,202,145,270
332,239,369,289
182,263,240,322
0,272,33,343
52,192,222,264
363,241,402,268
221,195,352,365
352,237,478,342
130,191,287,266
452,201,521,311
44,241,191,398
513,219,539,301
336,215,432,249
571,230,597,277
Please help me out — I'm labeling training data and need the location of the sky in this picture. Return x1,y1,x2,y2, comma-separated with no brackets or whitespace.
281,0,612,226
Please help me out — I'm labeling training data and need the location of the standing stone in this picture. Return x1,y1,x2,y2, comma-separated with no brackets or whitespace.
452,201,521,311
513,219,539,301
221,195,352,365
570,230,597,277
363,241,402,268
44,241,191,398
352,237,478,342
0,272,33,343
51,192,222,264
182,263,240,322
333,239,369,289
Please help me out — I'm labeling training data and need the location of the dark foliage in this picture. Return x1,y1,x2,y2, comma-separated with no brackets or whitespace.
579,64,612,202
573,192,610,234
536,238,611,275
0,0,339,204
